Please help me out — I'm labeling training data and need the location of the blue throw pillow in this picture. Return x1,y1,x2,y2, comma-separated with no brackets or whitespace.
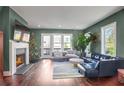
94,55,100,60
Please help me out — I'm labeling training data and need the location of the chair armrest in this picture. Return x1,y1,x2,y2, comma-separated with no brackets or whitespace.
77,64,86,75
98,60,117,76
77,64,86,71
117,60,124,68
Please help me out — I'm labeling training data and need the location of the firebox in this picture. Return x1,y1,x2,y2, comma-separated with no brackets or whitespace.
16,54,25,67
16,48,26,68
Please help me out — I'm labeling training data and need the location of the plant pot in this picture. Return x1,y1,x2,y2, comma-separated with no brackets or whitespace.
30,58,41,63
80,52,86,58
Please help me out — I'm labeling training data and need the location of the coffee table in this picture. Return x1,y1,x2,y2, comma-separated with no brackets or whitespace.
69,58,84,67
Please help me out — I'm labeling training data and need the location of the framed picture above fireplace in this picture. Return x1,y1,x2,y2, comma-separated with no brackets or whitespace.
13,24,30,43
22,32,30,42
13,30,22,41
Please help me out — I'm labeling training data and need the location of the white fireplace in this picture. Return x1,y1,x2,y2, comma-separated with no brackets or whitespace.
4,40,29,76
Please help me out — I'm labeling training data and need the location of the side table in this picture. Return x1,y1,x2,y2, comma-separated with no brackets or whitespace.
118,69,124,83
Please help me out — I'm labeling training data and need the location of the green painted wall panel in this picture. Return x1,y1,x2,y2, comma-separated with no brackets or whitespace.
83,9,124,57
0,7,2,11
0,7,3,28
1,7,10,71
0,6,28,71
9,8,28,39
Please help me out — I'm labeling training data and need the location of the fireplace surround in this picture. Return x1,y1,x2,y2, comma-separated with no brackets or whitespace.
4,40,29,76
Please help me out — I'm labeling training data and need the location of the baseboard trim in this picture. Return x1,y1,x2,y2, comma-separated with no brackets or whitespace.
3,71,12,76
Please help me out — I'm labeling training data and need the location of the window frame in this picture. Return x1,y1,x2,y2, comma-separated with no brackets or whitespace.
101,22,116,56
41,33,73,57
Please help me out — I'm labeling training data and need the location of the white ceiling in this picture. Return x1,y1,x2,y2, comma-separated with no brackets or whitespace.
11,6,123,30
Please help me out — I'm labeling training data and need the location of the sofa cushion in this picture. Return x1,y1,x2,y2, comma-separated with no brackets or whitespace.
84,62,98,69
100,55,111,60
90,59,99,63
115,57,124,60
94,55,100,60
67,49,76,54
84,63,93,69
65,54,79,58
83,57,99,63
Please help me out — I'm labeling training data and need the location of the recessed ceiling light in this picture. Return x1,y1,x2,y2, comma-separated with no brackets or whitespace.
58,25,62,28
76,26,79,28
38,25,41,28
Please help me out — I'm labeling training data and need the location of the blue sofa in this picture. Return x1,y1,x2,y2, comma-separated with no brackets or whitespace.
78,53,124,77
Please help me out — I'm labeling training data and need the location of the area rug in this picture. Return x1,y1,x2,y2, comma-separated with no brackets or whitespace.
53,61,84,79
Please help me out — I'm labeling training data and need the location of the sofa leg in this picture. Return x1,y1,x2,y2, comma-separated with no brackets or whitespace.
86,77,100,83
85,77,91,82
86,77,94,83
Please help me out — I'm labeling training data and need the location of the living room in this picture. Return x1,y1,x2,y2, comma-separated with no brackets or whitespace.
0,6,124,87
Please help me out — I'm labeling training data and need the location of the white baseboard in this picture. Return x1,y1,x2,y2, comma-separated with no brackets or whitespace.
3,71,12,76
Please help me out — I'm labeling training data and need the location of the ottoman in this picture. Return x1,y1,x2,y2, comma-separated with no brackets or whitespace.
69,58,84,67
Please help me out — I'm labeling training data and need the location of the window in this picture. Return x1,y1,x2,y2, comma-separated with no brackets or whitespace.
64,35,72,50
42,35,51,56
101,22,116,56
41,33,72,57
43,35,50,48
53,35,61,48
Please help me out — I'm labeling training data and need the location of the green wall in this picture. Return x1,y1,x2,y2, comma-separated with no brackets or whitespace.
9,8,28,39
0,7,3,28
0,6,28,71
1,7,10,71
30,29,82,58
83,9,124,57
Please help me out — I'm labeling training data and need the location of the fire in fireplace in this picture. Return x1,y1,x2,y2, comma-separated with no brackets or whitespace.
16,54,25,67
16,48,26,67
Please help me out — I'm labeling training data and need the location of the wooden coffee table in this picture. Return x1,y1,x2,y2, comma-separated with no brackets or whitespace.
69,58,84,67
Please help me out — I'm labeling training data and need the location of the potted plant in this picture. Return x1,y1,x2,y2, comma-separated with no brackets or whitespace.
73,32,92,57
29,32,41,63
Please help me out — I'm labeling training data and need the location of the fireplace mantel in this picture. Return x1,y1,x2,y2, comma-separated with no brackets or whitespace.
4,40,29,76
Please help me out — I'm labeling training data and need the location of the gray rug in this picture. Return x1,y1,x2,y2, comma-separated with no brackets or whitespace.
15,64,34,75
53,61,84,79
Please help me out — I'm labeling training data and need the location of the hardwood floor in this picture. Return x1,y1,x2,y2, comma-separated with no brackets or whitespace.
0,59,124,86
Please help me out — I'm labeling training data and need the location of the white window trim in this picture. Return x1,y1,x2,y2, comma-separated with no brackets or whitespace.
101,22,116,56
41,33,73,57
